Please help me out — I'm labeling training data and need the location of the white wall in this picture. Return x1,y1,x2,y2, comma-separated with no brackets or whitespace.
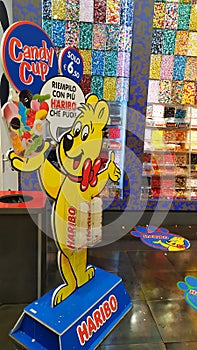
0,0,18,190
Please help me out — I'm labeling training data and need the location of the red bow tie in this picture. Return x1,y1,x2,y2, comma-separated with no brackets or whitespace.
81,158,102,192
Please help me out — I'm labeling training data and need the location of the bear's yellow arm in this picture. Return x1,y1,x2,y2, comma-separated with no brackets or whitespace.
39,159,65,200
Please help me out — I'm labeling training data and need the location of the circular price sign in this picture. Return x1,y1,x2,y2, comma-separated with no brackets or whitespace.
59,47,83,83
1,21,58,94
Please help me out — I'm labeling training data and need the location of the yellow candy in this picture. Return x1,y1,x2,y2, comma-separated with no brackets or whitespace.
104,77,116,101
149,55,162,79
35,110,48,120
11,133,25,155
79,50,92,75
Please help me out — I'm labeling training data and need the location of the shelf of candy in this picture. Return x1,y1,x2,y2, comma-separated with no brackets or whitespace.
99,103,125,200
146,104,190,129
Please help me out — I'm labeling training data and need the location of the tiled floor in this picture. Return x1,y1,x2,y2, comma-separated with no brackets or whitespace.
1,224,197,349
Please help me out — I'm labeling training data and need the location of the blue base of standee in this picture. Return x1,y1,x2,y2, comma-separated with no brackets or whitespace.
10,267,132,350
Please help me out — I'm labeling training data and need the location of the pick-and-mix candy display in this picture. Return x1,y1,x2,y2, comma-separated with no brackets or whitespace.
142,0,197,201
148,1,197,106
42,0,134,102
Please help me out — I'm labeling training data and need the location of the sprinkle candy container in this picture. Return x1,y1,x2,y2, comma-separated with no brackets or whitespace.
2,89,50,157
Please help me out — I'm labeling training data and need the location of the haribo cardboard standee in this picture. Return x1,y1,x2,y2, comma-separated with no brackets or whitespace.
1,21,132,349
9,93,121,306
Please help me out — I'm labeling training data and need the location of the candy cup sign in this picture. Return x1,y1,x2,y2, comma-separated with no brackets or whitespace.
1,21,58,94
40,76,85,141
0,21,58,158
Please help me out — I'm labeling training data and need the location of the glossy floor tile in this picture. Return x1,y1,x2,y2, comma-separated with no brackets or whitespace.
1,226,197,349
0,304,26,350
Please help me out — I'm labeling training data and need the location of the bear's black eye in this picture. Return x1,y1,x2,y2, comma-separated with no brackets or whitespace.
81,125,89,141
73,121,82,137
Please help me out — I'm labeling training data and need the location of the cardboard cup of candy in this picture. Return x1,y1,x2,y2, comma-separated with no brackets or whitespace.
2,90,50,158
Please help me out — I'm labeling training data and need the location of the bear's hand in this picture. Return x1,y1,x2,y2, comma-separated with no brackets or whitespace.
8,142,50,172
107,151,121,182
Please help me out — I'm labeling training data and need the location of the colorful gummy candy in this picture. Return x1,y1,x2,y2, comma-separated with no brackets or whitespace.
105,50,118,76
65,21,79,47
117,52,130,77
147,80,160,103
79,22,93,50
66,0,80,21
184,57,197,81
182,82,195,105
178,4,191,30
118,26,132,52
159,80,172,103
151,29,164,54
104,77,116,100
91,76,104,99
52,20,65,47
92,51,105,75
174,31,189,56
149,54,162,79
106,24,120,50
171,81,184,104
164,106,175,118
52,0,66,20
42,0,52,20
160,55,174,80
79,75,91,96
116,77,129,101
42,19,52,37
79,0,94,22
79,50,92,75
153,3,165,28
162,29,176,54
2,90,50,157
93,24,107,50
94,0,106,23
173,56,186,80
175,109,186,119
190,4,197,31
106,0,120,24
164,3,178,30
187,32,197,56
120,0,134,27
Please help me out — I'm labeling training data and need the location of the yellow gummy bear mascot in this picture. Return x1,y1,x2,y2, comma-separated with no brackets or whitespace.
9,95,121,307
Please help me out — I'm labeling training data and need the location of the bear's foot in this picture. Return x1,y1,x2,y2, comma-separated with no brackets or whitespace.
52,283,76,307
77,266,95,287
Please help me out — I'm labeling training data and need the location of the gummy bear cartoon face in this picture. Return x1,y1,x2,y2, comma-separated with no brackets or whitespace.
166,236,186,249
58,98,109,176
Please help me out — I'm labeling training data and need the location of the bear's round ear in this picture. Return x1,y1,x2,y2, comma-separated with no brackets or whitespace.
94,100,109,129
86,94,99,106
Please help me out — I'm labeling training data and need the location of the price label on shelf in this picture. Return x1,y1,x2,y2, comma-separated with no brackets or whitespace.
59,47,83,83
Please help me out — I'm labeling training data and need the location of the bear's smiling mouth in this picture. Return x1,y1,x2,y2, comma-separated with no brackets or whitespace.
73,153,82,170
66,151,84,170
